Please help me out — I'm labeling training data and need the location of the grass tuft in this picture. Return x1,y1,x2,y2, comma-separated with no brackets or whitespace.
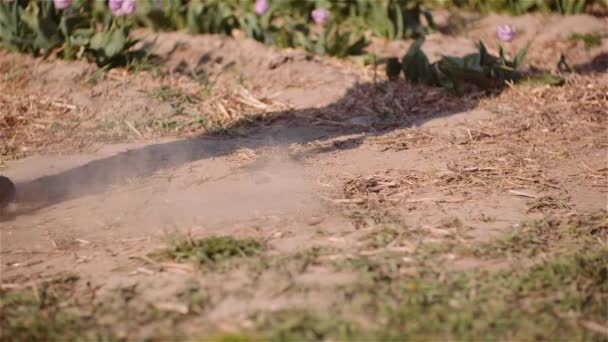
0,273,110,342
569,32,605,49
161,235,264,265
474,210,607,258
254,309,360,342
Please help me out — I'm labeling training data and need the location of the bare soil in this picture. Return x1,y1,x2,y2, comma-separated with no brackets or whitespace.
1,12,607,340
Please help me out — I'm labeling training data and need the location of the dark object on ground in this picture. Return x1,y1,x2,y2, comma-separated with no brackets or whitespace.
386,57,403,81
0,176,16,209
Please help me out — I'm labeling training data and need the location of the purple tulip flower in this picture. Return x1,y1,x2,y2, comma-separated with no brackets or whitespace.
255,0,269,15
311,8,329,25
53,0,72,10
109,0,136,16
497,25,516,42
108,0,122,12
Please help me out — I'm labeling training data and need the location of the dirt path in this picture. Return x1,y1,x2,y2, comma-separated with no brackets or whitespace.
1,13,607,341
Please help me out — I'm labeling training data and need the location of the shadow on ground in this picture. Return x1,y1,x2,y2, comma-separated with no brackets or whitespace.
574,52,608,73
5,79,487,220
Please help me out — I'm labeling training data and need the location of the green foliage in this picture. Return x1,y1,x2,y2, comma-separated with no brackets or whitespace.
0,0,434,62
245,245,607,341
176,280,209,313
206,333,263,342
426,0,603,14
395,38,564,95
365,228,400,248
87,24,139,67
0,0,62,56
342,0,434,40
0,0,148,68
295,22,368,58
3,0,599,66
376,248,608,340
254,310,360,342
135,0,187,31
400,37,433,83
473,210,607,258
163,235,264,265
2,212,606,340
0,273,111,342
569,32,605,49
187,0,237,35
236,2,307,48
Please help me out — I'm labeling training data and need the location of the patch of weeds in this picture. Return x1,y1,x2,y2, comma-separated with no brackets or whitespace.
188,66,218,96
364,228,399,248
99,284,191,340
569,32,604,49
151,85,196,104
345,207,404,230
150,85,199,116
374,248,608,341
337,253,429,293
250,246,339,278
345,208,413,252
474,219,560,258
160,120,179,130
415,240,458,259
253,309,362,342
565,210,607,239
262,248,608,341
158,235,264,266
0,273,115,341
474,210,607,259
125,43,160,75
82,65,110,86
527,195,571,212
176,280,209,314
2,65,27,82
206,333,263,342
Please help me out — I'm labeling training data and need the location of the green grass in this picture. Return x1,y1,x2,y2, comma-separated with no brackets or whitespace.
206,333,264,342
4,247,606,341
0,274,188,341
364,228,400,248
157,235,264,266
218,210,608,341
425,0,601,14
146,85,211,133
3,211,606,341
376,248,608,341
234,247,607,341
150,85,193,104
569,32,605,49
0,274,114,342
474,210,607,258
253,310,360,342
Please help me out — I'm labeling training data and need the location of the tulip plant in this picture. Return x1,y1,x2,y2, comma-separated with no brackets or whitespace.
1,0,439,64
0,0,143,67
2,0,597,70
388,24,565,95
294,8,369,58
